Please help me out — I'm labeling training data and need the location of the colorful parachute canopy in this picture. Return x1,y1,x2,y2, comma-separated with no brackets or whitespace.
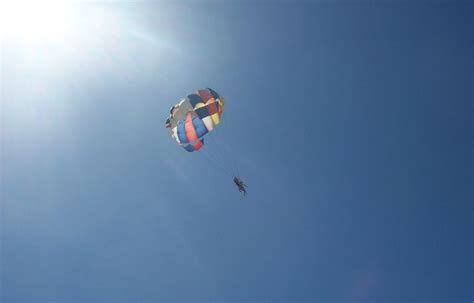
165,88,224,152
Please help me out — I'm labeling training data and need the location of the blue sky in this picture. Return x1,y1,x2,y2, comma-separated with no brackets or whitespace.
1,1,472,302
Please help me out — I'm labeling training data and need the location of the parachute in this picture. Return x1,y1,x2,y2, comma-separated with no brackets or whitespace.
165,88,224,152
165,88,245,193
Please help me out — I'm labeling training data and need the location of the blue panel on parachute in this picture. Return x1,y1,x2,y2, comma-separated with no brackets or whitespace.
183,144,194,152
187,94,203,108
192,116,208,138
177,121,188,144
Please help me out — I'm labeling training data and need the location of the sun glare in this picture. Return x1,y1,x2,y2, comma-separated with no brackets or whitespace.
0,0,74,40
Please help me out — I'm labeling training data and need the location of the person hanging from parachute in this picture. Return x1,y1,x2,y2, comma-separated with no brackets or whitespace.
165,87,247,195
233,176,247,195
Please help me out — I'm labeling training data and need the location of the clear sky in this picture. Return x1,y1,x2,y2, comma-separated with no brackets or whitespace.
1,1,472,303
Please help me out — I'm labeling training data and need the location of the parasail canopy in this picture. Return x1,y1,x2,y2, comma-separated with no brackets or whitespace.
165,88,224,152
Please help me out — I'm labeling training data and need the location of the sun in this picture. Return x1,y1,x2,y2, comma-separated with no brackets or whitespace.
0,0,74,41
